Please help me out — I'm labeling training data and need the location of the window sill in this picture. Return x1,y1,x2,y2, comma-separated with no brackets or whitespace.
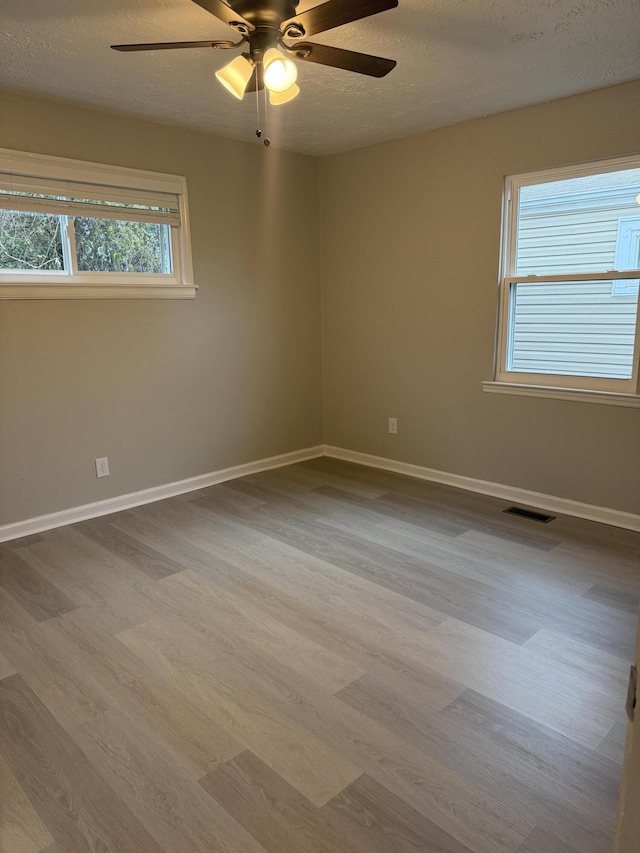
0,284,197,300
482,381,640,408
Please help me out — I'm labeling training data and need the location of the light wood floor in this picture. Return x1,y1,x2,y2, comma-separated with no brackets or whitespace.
1,457,638,853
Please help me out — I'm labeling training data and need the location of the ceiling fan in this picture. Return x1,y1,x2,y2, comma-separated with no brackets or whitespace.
112,0,398,106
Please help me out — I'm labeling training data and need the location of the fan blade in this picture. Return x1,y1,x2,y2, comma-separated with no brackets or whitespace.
191,0,254,31
291,42,396,77
112,40,239,51
282,0,397,38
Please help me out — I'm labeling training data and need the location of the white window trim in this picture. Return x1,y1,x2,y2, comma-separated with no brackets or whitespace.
0,148,196,299
489,152,640,404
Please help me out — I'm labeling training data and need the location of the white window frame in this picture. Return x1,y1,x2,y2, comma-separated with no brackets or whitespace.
0,148,196,299
485,153,640,407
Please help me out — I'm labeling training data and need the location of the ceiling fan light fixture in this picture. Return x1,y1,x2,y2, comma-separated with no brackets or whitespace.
215,54,255,99
269,83,300,105
263,47,298,93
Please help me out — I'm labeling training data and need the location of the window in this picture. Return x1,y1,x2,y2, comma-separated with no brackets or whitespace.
488,154,640,404
0,148,195,299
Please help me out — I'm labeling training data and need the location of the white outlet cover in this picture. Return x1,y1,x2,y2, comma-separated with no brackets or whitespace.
95,457,110,478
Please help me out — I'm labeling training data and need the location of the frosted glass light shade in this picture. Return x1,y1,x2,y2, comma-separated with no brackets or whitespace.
269,83,300,106
263,48,297,93
216,55,255,100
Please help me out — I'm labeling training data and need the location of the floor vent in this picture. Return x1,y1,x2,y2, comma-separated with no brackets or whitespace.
503,506,556,523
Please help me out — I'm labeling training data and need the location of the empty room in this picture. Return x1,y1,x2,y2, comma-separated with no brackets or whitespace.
1,0,640,851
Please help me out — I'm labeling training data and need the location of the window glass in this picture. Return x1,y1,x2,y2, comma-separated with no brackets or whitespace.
509,279,638,379
0,208,64,271
74,218,172,274
516,167,640,276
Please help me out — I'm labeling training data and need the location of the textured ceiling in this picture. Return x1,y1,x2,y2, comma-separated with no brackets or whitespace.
1,0,639,156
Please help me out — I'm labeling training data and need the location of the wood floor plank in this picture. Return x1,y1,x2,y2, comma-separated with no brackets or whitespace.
0,623,106,728
442,690,621,817
188,523,449,639
596,721,629,766
4,535,45,549
216,483,638,655
139,497,449,637
517,828,581,852
38,614,244,776
0,674,166,853
439,532,637,660
583,583,640,614
308,486,585,598
523,628,630,704
143,569,364,694
407,617,620,747
192,497,545,644
0,751,53,853
0,650,17,680
0,547,76,622
109,512,243,587
135,608,532,853
0,585,39,639
126,612,512,850
117,614,362,807
73,517,186,580
74,708,267,853
371,491,562,552
228,574,463,699
119,509,461,686
118,580,378,723
552,539,640,595
372,513,594,595
336,676,617,850
200,750,363,853
322,772,476,853
266,462,391,498
19,528,159,634
238,661,533,853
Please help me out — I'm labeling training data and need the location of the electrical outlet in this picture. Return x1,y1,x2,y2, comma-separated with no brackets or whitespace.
95,457,110,478
388,417,398,435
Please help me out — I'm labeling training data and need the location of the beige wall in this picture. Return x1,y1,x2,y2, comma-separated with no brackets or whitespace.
0,92,323,525
319,80,640,516
2,81,640,527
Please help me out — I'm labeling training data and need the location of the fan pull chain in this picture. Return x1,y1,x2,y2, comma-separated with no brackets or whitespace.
255,82,262,142
263,83,270,147
254,67,270,148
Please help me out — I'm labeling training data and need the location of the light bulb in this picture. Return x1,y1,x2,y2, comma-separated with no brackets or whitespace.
269,83,300,106
263,48,297,93
216,55,255,100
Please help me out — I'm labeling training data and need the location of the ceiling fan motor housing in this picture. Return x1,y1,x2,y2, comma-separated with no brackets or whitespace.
228,0,299,28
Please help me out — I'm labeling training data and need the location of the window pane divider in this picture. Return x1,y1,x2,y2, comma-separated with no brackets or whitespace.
507,270,640,284
63,216,78,277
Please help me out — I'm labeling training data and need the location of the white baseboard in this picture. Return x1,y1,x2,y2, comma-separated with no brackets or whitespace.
0,445,324,543
323,445,640,533
3,441,638,542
